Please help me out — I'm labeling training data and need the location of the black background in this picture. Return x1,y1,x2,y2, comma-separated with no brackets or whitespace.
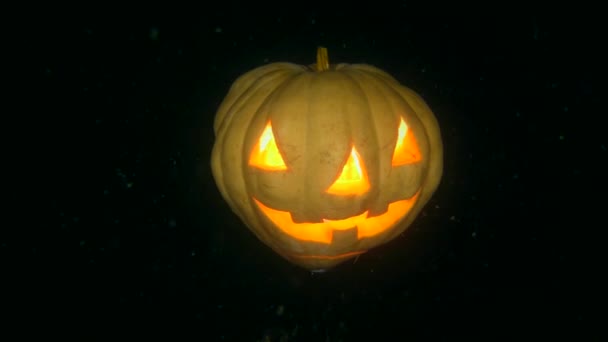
9,4,605,341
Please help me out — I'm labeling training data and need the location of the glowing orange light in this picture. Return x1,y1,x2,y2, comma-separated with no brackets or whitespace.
253,190,420,244
392,117,422,166
249,118,423,244
249,122,287,170
326,146,370,195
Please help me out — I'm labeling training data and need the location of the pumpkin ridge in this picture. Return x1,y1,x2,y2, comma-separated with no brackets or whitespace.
342,73,441,241
348,68,414,145
215,69,303,242
215,67,300,134
242,73,308,240
218,69,299,136
338,70,381,205
302,74,316,221
349,68,425,156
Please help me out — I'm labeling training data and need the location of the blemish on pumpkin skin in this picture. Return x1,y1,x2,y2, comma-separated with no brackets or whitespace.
318,150,334,165
260,183,278,190
284,145,302,163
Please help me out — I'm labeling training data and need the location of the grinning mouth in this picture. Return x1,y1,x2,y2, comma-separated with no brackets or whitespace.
253,190,420,244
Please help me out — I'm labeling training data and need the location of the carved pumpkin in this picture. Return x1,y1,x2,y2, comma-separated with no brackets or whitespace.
211,47,443,271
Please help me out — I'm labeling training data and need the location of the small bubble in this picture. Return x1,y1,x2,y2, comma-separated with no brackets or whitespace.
149,27,159,40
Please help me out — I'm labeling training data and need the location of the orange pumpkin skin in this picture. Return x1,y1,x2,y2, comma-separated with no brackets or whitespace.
211,49,443,271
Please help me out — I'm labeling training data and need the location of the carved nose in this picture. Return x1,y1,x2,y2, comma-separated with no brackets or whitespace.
326,146,370,196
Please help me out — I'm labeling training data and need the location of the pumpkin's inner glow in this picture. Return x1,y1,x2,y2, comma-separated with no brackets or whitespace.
250,117,421,171
253,190,420,244
248,118,423,244
326,147,370,195
249,122,287,170
392,117,422,166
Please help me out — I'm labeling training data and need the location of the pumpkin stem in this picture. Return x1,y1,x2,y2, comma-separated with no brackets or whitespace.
315,46,330,71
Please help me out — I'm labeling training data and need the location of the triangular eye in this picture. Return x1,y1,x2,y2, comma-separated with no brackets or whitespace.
249,121,288,171
392,117,422,166
326,146,370,195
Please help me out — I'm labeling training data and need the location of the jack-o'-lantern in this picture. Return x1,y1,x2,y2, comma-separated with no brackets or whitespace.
211,47,443,271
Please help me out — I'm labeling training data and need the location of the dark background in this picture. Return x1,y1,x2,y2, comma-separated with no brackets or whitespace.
9,5,605,341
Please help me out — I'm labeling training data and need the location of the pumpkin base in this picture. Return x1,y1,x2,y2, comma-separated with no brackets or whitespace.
282,250,367,270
